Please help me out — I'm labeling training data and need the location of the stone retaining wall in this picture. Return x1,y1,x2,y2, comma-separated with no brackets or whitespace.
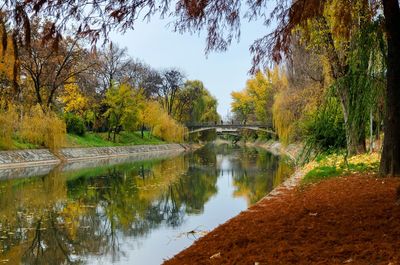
0,148,185,180
0,144,186,169
0,149,60,168
59,144,185,161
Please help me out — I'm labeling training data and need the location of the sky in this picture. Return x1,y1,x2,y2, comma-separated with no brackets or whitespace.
111,15,269,118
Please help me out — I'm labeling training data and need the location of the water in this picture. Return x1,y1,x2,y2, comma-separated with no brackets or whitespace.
0,144,293,265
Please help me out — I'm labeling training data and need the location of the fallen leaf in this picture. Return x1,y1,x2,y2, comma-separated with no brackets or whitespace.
343,258,353,263
210,252,221,259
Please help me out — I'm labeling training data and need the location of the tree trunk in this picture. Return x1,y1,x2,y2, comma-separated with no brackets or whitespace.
369,110,374,152
380,0,400,176
113,126,117,142
107,128,112,141
346,127,366,155
340,93,367,156
141,123,145,138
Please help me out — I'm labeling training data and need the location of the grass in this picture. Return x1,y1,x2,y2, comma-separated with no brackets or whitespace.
0,131,166,150
12,141,40,149
302,166,343,184
66,131,165,147
301,152,380,184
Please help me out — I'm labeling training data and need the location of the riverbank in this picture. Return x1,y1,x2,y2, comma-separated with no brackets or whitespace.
240,140,302,162
164,173,400,264
163,143,397,264
0,143,189,169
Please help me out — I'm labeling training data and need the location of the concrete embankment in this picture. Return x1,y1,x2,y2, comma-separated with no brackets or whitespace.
0,144,187,171
242,140,302,162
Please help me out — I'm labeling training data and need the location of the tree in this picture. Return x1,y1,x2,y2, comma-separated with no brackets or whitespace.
103,83,143,141
139,100,186,142
19,20,91,110
58,77,89,115
380,0,400,175
158,69,185,116
94,42,132,94
231,70,276,126
231,90,254,124
174,80,219,124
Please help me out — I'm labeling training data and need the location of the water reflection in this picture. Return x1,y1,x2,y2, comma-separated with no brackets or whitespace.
0,144,292,264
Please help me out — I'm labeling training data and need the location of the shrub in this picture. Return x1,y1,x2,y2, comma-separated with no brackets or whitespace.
64,113,86,136
19,105,66,150
303,97,346,154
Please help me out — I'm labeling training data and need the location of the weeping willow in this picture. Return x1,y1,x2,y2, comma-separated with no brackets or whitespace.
335,18,386,155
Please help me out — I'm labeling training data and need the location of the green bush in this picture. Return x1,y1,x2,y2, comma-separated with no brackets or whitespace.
65,113,86,136
303,97,346,153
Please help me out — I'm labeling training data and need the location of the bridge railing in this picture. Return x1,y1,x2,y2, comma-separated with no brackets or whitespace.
186,122,272,128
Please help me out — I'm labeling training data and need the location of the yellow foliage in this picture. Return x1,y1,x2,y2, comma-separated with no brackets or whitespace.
103,83,144,133
0,27,18,92
0,102,18,149
231,90,253,121
58,79,88,114
271,67,294,144
140,101,186,142
231,69,280,126
19,105,66,150
302,152,381,176
272,66,325,145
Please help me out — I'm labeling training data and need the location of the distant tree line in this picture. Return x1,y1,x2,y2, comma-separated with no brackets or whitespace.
0,19,220,149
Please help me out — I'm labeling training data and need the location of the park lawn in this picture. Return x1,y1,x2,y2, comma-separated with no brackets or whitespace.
1,131,166,150
66,131,165,147
301,152,380,184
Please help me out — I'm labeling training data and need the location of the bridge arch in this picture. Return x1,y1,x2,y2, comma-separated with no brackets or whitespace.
187,124,276,135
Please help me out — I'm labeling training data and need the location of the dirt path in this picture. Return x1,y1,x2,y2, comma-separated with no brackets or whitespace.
164,174,400,265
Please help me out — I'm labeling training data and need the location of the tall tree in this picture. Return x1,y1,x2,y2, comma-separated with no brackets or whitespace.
94,42,132,94
103,83,143,141
174,80,219,124
158,69,185,116
19,21,90,109
380,0,400,175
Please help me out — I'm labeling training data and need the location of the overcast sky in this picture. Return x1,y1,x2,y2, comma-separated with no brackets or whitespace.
111,16,268,118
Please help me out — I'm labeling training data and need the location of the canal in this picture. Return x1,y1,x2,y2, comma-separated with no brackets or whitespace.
0,144,293,265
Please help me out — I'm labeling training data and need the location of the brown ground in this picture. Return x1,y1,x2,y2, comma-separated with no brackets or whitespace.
164,174,400,265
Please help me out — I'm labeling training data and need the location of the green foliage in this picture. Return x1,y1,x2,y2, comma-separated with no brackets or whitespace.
303,166,343,184
302,152,380,184
174,80,220,124
65,113,86,136
303,97,346,154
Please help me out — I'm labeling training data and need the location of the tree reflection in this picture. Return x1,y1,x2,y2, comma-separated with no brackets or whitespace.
0,145,291,264
230,147,294,204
